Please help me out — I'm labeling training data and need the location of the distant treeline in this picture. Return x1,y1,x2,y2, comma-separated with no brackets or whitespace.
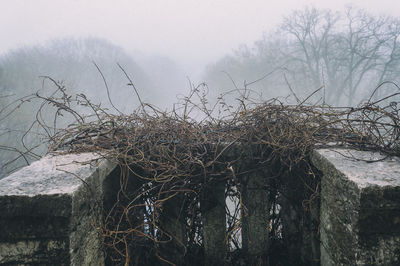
0,37,186,178
204,6,400,107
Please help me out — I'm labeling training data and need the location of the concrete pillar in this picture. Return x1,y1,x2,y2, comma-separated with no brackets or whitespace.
0,153,116,265
160,193,187,265
312,148,400,266
279,167,320,266
201,179,227,265
242,169,270,265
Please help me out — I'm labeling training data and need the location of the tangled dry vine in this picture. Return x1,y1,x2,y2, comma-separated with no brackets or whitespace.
1,75,399,265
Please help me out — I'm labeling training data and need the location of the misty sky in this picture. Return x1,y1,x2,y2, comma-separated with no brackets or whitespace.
1,0,400,78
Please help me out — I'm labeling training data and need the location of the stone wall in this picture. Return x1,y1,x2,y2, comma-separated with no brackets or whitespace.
312,148,400,266
0,148,399,265
0,153,116,265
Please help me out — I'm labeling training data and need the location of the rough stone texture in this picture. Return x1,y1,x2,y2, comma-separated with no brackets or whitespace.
225,143,271,264
312,148,400,266
160,193,187,265
242,169,270,264
201,179,227,265
279,165,320,266
0,153,116,265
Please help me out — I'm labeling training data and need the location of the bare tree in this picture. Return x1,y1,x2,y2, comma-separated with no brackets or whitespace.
205,7,400,106
280,7,400,105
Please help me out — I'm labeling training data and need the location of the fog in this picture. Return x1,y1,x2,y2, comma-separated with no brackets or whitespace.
2,0,400,78
1,0,400,178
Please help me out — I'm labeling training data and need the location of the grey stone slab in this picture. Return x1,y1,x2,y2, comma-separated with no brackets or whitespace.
314,148,400,188
0,152,117,265
0,153,105,196
312,148,400,266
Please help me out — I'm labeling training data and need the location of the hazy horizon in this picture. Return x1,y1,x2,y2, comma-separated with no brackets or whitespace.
2,0,400,82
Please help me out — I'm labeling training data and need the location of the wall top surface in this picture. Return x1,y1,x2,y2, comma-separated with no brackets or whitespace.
315,148,400,188
0,152,104,196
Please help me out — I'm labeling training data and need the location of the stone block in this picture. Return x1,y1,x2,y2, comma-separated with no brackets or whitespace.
0,153,116,265
312,148,400,266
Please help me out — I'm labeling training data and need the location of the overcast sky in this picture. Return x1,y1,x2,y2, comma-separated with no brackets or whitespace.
1,0,400,78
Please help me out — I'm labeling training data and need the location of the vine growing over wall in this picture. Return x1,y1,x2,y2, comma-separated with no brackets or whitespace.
1,74,399,265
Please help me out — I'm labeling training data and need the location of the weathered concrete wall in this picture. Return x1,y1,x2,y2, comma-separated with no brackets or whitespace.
0,153,116,265
1,148,399,265
312,148,400,266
